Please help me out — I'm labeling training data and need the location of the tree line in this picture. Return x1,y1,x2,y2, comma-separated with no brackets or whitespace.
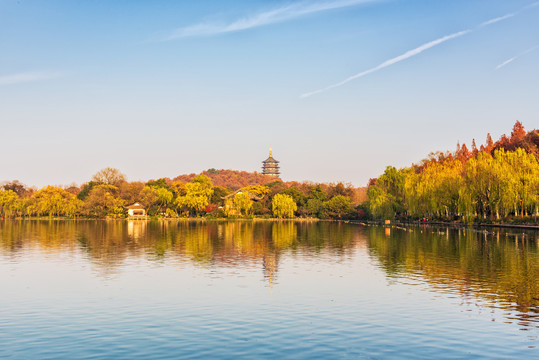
0,168,366,220
366,121,539,222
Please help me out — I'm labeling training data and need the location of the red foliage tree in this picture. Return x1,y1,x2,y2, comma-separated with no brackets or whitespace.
511,120,526,142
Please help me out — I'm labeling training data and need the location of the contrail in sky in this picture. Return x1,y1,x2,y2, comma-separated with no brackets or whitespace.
0,71,65,86
301,3,537,98
161,0,380,40
496,45,539,70
478,13,515,27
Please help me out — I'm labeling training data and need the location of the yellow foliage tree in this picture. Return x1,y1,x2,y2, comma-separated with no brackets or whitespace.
272,194,297,219
176,175,214,216
27,186,82,217
241,185,269,198
83,185,125,218
0,190,20,218
233,192,253,216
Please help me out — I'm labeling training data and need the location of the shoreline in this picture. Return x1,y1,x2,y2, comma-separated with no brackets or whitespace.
350,219,539,231
0,217,320,223
2,217,537,230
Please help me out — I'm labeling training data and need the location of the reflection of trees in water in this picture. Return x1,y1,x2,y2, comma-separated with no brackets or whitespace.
271,222,297,249
222,221,263,258
367,226,538,328
0,220,80,253
294,221,359,254
0,220,361,282
2,220,535,326
178,223,213,264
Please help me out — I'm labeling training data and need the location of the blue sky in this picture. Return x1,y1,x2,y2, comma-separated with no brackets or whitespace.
1,0,538,187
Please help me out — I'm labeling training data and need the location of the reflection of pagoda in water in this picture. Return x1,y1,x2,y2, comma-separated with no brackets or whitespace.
263,252,280,290
262,148,280,177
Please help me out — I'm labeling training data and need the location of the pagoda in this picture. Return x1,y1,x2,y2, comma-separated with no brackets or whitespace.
262,148,280,177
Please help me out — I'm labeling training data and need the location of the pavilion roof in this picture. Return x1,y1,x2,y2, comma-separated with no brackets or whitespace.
126,202,145,210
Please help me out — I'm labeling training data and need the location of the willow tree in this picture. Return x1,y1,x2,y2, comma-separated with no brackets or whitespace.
27,186,82,217
458,149,538,219
176,175,214,216
368,166,409,219
463,152,502,219
0,190,20,218
272,194,297,219
501,148,539,216
233,192,253,216
140,186,174,215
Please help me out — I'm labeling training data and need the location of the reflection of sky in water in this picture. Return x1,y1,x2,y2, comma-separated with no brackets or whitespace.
0,221,537,359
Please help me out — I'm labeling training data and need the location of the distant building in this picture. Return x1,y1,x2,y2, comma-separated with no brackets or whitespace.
126,202,146,217
262,148,280,177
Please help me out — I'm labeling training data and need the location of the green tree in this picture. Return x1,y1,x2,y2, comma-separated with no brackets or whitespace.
367,166,408,219
368,185,395,219
306,198,324,217
323,195,355,219
145,178,170,189
305,185,327,217
279,187,307,208
210,186,229,206
309,185,327,202
77,181,99,200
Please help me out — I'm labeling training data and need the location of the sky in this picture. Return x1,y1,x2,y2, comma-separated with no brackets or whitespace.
1,0,538,188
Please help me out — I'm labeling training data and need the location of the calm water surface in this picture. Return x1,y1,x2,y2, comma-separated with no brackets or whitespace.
0,220,537,359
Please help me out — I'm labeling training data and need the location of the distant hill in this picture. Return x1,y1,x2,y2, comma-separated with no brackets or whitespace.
172,169,280,190
170,169,368,205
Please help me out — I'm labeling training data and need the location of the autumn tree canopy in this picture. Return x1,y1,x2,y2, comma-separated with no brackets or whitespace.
367,122,539,221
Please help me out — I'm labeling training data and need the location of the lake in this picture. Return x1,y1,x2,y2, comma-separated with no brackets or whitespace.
0,220,537,359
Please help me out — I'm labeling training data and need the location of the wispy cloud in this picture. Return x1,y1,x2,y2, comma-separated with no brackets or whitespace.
0,71,65,86
161,0,379,40
496,45,539,70
301,2,536,98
